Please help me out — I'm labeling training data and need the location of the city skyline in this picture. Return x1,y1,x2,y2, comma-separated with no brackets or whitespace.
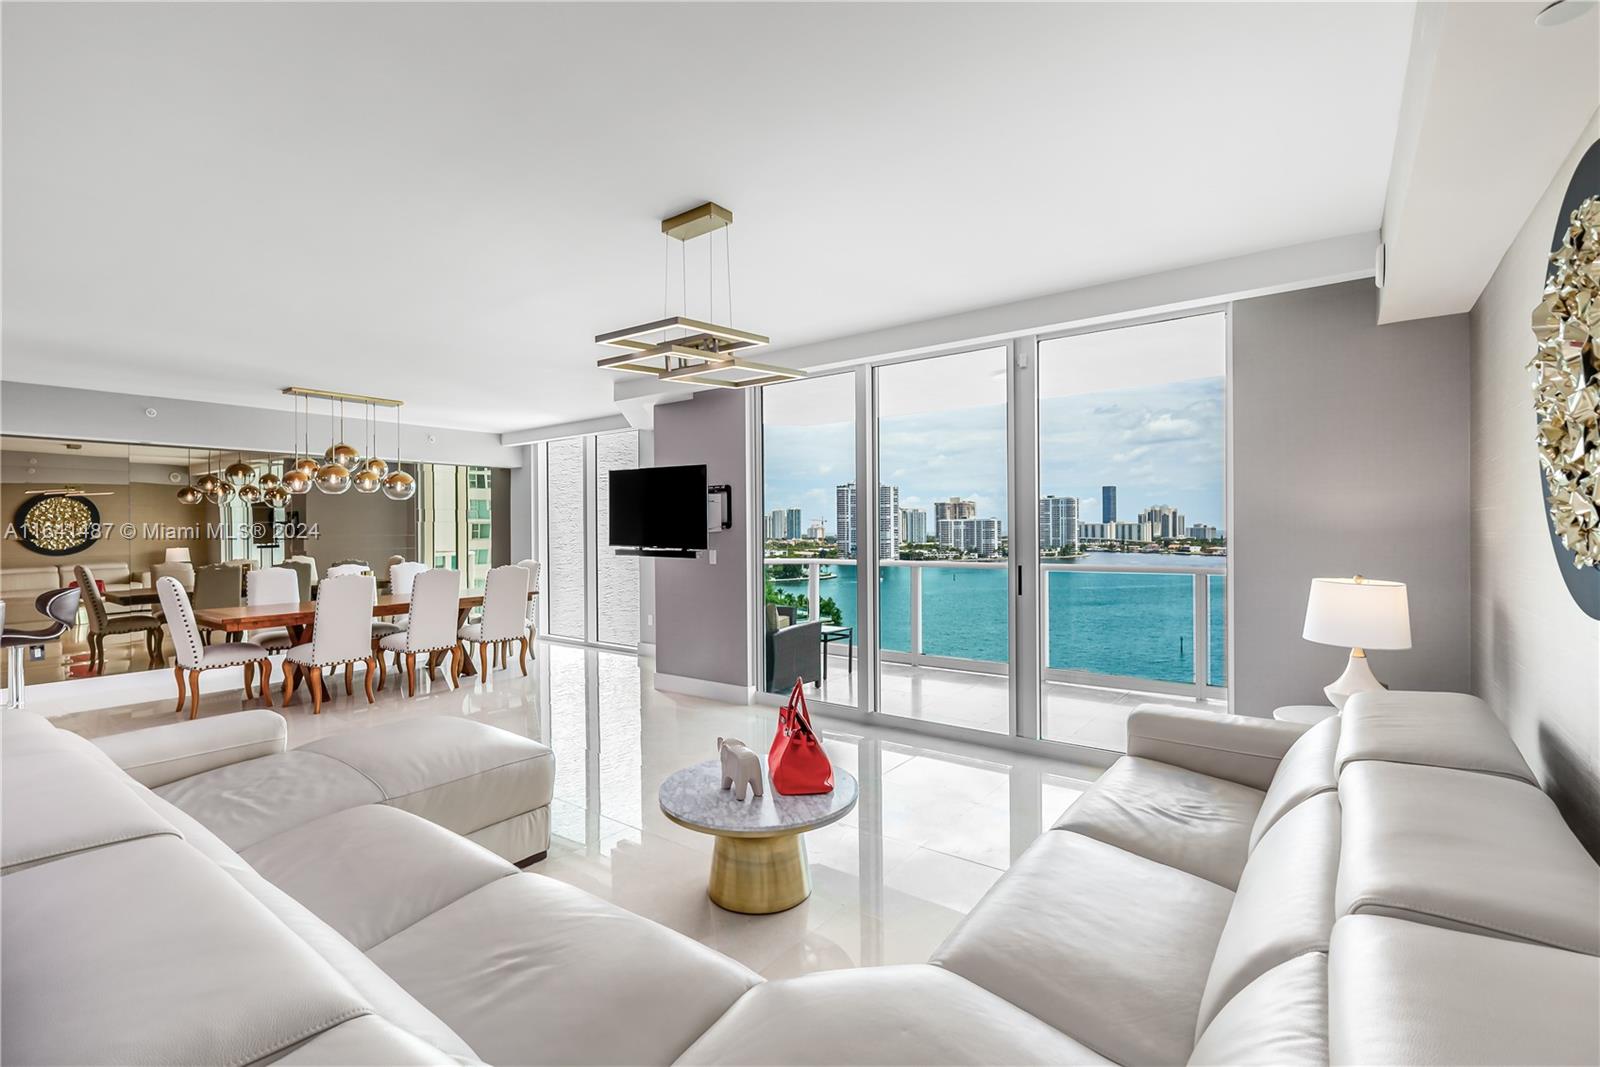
763,375,1224,538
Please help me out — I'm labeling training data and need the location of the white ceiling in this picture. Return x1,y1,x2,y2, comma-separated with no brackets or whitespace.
2,2,1415,433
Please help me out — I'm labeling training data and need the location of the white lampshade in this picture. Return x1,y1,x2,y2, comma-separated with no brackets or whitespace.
164,547,192,563
1303,577,1411,650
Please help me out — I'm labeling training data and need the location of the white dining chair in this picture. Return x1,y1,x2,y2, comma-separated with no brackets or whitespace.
378,568,462,696
157,576,272,719
282,574,377,714
245,567,301,653
515,558,542,667
151,561,196,594
458,565,531,678
326,563,368,579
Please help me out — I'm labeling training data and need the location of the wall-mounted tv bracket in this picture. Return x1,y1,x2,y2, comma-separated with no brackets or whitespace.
708,484,733,532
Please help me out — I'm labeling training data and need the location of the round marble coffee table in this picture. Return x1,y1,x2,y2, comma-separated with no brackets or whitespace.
659,756,857,915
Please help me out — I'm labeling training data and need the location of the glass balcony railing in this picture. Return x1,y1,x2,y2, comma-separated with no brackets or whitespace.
764,557,1225,698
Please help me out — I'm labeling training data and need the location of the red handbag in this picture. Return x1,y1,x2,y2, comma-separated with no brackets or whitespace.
769,678,834,795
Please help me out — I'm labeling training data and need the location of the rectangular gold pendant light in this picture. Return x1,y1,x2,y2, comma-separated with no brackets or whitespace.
595,202,803,389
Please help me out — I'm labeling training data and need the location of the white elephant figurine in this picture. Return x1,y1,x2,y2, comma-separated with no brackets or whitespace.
718,737,764,802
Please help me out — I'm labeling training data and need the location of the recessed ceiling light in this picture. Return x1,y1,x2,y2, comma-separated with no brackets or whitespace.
1535,0,1596,27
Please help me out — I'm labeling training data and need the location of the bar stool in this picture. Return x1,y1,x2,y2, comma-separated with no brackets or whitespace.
1,587,81,710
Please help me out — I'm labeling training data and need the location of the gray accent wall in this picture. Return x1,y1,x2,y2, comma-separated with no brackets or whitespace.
1230,280,1471,715
1470,118,1600,858
652,390,752,692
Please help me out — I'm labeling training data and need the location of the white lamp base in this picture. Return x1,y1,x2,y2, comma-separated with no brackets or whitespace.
1324,647,1383,710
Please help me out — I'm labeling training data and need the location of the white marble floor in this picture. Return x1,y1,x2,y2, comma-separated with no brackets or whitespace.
50,641,1109,979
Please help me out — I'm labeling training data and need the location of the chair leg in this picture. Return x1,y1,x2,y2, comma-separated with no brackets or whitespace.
187,670,202,720
283,662,298,705
376,653,386,691
363,657,376,703
519,636,529,676
309,666,324,714
243,660,255,700
344,661,354,696
173,665,186,715
258,658,273,706
405,652,416,697
451,644,463,689
479,642,490,679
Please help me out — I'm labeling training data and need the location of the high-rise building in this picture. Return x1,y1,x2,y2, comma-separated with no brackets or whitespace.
1039,495,1080,552
835,484,857,557
901,507,928,545
1188,523,1219,541
765,507,787,541
784,507,803,540
935,498,977,547
878,485,900,560
1079,522,1112,541
835,483,900,558
1138,505,1185,540
937,517,1004,557
1113,521,1150,542
1101,485,1117,525
934,497,977,523
806,519,827,540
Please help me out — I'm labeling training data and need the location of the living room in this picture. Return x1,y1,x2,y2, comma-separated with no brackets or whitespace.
2,2,1597,1065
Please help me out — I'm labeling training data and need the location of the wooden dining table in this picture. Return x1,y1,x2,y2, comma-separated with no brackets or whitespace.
193,592,537,681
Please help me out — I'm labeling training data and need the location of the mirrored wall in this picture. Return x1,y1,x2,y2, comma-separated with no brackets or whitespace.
0,434,509,687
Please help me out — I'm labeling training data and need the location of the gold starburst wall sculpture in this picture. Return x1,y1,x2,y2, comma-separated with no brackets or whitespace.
1531,196,1600,568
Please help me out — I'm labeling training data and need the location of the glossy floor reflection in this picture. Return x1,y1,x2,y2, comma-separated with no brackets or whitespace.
50,641,1107,979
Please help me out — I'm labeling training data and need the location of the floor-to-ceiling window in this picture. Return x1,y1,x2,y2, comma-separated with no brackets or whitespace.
538,430,641,650
1035,313,1228,750
759,373,861,707
754,310,1228,758
876,346,1011,734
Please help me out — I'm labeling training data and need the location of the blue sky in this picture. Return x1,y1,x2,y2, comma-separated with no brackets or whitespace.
764,376,1224,535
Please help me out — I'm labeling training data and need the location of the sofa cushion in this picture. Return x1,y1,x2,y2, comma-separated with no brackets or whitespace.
242,804,517,950
1054,756,1264,890
1,836,370,1067
1336,690,1535,784
299,717,554,843
1328,915,1600,1066
2,744,180,873
1189,953,1326,1066
155,749,383,851
931,830,1234,1066
225,860,482,1065
1196,792,1338,1031
678,965,1112,1066
93,708,288,788
367,873,760,1067
271,1015,460,1066
1250,715,1340,849
1336,761,1600,954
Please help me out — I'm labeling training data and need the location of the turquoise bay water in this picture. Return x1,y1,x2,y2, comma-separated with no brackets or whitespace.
770,553,1226,688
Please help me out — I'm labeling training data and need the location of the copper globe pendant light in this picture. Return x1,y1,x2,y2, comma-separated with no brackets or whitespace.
176,447,204,504
315,397,352,495
323,399,362,469
282,395,314,495
382,403,416,502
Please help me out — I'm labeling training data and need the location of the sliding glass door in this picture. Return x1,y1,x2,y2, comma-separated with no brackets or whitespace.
1035,314,1228,751
875,346,1011,734
755,312,1228,757
539,431,641,650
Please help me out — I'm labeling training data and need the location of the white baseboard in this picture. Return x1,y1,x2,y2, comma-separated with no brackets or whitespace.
27,664,249,718
653,672,755,706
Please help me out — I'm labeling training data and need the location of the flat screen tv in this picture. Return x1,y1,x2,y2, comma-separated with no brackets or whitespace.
609,464,708,553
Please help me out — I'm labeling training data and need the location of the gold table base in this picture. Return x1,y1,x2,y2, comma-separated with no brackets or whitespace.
707,832,811,914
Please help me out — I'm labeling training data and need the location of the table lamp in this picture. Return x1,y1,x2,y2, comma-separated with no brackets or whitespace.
164,548,191,563
1302,576,1411,709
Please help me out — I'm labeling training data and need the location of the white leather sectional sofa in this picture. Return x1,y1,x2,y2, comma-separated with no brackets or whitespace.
4,690,1598,1065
